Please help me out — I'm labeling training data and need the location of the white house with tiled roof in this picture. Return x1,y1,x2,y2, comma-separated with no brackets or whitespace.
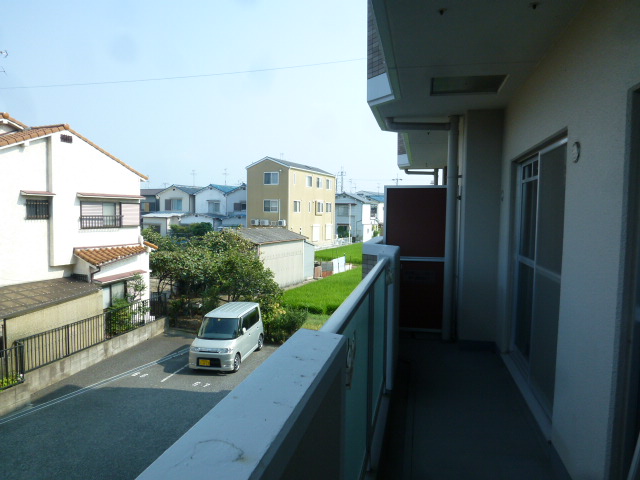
182,183,247,230
0,112,153,347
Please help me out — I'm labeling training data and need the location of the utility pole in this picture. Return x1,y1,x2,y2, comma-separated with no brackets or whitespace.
337,167,347,193
392,173,404,186
191,170,196,187
223,168,228,185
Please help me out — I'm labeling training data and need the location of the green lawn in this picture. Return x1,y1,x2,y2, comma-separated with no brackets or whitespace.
314,242,363,265
302,313,330,331
283,266,362,330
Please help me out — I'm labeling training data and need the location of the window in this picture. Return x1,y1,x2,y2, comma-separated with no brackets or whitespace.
164,198,183,211
103,281,126,309
208,201,221,214
81,202,128,228
316,177,322,188
293,173,297,185
234,202,246,212
242,308,259,329
306,176,312,187
264,172,279,185
325,224,333,240
26,199,50,219
326,202,332,213
308,201,312,213
316,201,324,215
336,204,349,216
326,179,332,190
370,205,378,218
264,199,279,212
293,200,301,213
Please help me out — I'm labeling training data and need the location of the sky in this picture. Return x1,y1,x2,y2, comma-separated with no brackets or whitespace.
0,1,428,193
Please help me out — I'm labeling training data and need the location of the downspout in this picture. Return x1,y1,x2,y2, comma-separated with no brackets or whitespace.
442,115,460,341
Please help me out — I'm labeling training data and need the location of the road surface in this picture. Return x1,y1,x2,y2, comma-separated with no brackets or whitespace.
0,329,277,480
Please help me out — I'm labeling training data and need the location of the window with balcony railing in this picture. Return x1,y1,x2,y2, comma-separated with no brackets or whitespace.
80,201,139,229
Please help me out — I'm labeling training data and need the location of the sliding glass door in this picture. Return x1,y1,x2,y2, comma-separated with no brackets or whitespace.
513,139,567,416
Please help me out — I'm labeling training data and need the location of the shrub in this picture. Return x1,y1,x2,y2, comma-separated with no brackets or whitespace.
0,373,23,390
264,307,307,344
106,298,135,336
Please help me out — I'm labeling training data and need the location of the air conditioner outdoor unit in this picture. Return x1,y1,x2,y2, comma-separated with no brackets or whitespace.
277,219,287,226
250,219,260,226
260,219,270,226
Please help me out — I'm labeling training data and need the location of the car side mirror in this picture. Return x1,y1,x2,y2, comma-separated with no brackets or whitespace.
242,327,247,335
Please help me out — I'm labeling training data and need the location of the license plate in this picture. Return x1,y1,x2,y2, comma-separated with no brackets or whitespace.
198,359,211,366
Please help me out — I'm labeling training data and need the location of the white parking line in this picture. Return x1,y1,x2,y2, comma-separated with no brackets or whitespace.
161,364,189,383
0,348,189,426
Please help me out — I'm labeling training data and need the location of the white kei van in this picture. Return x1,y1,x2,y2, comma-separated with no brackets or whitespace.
188,302,264,373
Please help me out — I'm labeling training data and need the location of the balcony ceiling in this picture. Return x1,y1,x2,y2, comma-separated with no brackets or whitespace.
370,0,586,168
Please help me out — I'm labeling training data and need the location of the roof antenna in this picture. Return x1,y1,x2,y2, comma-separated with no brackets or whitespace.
191,169,196,187
223,168,228,185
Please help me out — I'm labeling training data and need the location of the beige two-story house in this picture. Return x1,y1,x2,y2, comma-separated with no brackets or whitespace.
246,157,336,247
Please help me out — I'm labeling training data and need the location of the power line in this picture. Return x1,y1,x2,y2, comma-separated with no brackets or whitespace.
0,57,365,90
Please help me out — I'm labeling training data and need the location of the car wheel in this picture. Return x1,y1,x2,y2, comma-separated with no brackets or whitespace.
232,353,241,373
257,334,264,351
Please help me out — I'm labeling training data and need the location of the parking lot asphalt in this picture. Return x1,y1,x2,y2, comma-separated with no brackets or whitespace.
0,328,277,480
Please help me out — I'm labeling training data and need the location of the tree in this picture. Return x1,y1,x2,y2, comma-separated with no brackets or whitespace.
144,228,282,322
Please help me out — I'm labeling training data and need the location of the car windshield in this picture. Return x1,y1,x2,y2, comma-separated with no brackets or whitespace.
198,317,239,340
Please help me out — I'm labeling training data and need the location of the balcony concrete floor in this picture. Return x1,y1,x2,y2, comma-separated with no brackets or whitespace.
376,333,570,480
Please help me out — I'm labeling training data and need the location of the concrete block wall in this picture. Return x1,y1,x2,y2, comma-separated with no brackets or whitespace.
0,317,168,417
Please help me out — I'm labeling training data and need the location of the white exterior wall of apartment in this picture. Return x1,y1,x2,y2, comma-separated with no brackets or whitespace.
195,188,226,215
457,110,503,343
0,133,143,286
491,3,640,477
156,188,192,213
257,241,305,288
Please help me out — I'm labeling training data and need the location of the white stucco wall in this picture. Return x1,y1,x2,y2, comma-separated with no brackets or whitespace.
50,133,143,267
495,2,640,477
94,253,151,302
0,138,57,286
226,187,247,217
194,187,226,215
156,187,192,213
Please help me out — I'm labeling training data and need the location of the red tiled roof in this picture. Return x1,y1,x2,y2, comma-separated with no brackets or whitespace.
1,112,28,129
0,112,148,180
0,124,68,146
144,241,159,250
74,245,148,267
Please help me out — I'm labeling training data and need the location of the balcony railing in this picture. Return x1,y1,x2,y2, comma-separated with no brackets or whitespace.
138,242,400,479
80,215,122,229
